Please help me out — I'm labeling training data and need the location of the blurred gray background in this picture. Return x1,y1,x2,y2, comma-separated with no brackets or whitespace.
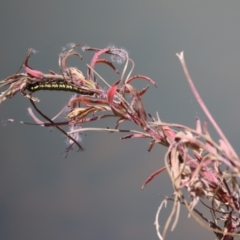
1,1,240,239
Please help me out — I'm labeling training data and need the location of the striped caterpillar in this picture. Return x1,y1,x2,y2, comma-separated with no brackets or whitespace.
27,81,94,95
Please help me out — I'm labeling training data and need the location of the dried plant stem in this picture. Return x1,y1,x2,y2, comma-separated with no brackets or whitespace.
176,51,238,159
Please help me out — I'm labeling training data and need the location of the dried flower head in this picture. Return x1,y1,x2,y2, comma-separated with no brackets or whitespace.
0,45,239,239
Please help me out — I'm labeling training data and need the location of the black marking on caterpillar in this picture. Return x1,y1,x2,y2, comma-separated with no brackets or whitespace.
27,81,94,95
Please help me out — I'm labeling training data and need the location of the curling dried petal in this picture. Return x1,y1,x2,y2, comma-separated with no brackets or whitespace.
88,48,110,77
126,75,157,87
96,59,119,73
107,80,120,104
23,49,44,78
142,166,167,189
24,65,44,78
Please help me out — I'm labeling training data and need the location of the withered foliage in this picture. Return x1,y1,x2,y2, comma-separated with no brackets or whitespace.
1,44,240,239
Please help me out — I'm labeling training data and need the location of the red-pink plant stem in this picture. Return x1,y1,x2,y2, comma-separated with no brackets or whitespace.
176,52,238,160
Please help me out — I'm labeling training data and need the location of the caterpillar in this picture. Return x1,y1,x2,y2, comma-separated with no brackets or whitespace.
27,81,94,95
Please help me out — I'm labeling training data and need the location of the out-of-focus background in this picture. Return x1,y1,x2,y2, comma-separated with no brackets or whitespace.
1,1,240,239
